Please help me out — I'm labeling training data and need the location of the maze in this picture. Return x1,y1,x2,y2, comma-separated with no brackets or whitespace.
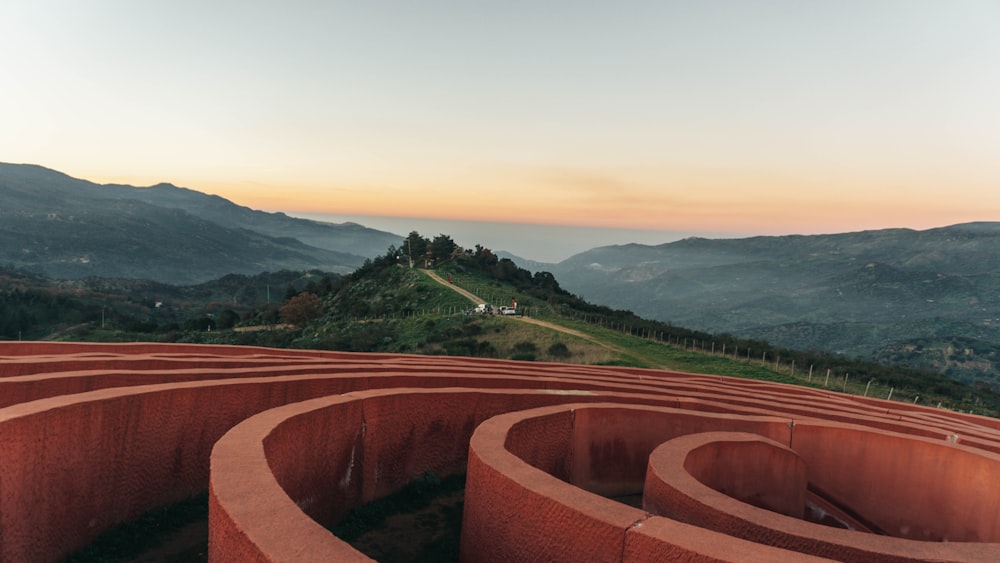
2,342,999,562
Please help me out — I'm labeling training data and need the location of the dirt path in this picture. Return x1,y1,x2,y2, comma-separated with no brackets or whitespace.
420,269,622,353
510,316,617,350
233,323,294,332
421,269,482,305
42,322,93,340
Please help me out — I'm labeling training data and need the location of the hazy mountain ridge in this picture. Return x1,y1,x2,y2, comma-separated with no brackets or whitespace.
494,251,552,273
96,180,401,258
0,163,402,284
550,224,1000,383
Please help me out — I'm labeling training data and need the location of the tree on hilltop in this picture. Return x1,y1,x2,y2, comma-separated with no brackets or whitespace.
472,244,498,269
404,231,429,267
430,234,457,263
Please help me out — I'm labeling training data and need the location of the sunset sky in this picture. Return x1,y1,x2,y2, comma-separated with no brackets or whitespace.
3,1,998,243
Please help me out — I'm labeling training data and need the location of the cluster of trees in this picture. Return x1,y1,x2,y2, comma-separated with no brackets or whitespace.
316,231,455,281
118,273,340,336
460,246,576,304
401,232,459,268
350,231,459,282
237,274,340,329
0,266,347,341
0,288,98,339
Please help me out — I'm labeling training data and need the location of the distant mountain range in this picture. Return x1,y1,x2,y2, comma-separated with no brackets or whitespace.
546,224,1000,383
4,162,998,383
0,163,402,284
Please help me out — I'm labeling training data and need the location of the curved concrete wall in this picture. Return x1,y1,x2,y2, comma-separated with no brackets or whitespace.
675,432,807,518
469,404,999,562
641,424,1000,561
210,390,658,562
792,423,1000,542
2,342,1000,561
462,405,827,562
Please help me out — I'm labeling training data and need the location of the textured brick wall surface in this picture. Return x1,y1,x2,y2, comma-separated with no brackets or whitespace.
2,342,999,562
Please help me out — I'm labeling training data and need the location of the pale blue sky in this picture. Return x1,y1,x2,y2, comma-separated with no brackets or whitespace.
2,1,998,239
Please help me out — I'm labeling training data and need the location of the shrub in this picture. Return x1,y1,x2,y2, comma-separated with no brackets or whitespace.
280,292,323,327
547,342,571,359
511,340,537,361
512,341,537,354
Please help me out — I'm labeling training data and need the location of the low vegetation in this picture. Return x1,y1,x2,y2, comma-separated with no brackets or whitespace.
2,231,998,416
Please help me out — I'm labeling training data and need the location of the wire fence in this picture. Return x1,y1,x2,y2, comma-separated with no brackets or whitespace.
409,273,974,413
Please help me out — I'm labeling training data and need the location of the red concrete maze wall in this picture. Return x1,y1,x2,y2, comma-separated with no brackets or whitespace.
1,341,999,561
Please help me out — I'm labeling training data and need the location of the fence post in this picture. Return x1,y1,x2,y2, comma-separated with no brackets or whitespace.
842,374,848,393
808,365,813,382
824,369,830,387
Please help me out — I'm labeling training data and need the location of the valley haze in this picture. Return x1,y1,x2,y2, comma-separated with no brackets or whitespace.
291,212,737,264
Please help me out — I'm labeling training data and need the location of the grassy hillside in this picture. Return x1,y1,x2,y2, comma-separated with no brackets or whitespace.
218,246,999,415
10,238,998,417
431,259,990,410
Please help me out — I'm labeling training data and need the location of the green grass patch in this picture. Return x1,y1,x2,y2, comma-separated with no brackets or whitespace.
548,317,803,384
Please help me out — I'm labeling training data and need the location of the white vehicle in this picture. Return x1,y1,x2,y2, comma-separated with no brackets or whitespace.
473,303,493,314
498,298,518,315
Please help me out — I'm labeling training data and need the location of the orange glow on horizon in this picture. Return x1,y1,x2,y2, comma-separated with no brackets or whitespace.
79,165,1000,239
